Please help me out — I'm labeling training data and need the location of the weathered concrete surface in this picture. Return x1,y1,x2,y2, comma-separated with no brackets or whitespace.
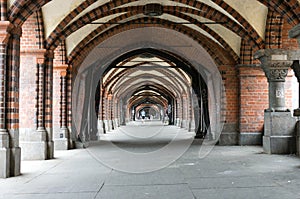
1,122,300,199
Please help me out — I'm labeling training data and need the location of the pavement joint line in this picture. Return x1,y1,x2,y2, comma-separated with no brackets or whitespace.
190,185,279,190
93,168,113,198
3,191,98,195
23,150,83,184
104,183,189,187
183,175,269,179
94,182,105,199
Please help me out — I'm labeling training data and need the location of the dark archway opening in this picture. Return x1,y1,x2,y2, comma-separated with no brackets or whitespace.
96,48,210,138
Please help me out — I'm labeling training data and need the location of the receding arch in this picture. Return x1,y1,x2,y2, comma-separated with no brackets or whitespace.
72,27,224,145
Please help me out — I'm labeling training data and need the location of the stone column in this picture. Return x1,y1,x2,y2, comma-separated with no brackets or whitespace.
107,93,113,131
103,92,109,133
53,65,69,150
0,21,12,178
7,25,22,176
44,51,54,158
97,86,104,137
35,53,48,159
66,69,73,148
181,94,187,128
254,49,296,154
189,91,196,132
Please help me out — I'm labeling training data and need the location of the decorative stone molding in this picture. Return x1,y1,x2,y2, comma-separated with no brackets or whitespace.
254,49,294,112
254,49,292,82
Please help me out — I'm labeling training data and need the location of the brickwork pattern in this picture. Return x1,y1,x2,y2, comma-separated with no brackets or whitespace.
7,27,21,131
265,11,283,49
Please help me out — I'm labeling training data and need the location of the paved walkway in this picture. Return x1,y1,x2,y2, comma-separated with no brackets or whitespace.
1,121,300,199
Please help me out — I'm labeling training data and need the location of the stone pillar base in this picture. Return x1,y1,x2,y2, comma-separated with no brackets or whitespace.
10,147,21,176
107,120,113,131
0,148,9,178
112,119,117,130
54,139,68,150
181,120,187,129
263,136,296,154
97,120,104,140
103,120,109,133
20,141,47,160
46,128,54,159
20,129,47,160
54,128,69,150
188,120,195,132
176,118,181,127
48,141,54,158
263,112,297,154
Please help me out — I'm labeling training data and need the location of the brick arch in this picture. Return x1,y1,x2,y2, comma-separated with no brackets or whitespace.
104,65,189,93
256,0,300,25
8,0,51,26
35,9,45,48
265,10,283,49
108,67,189,98
46,4,242,59
46,0,262,54
46,4,255,61
113,75,181,100
163,8,239,61
134,104,161,116
121,82,177,109
20,10,45,50
131,97,167,110
170,0,264,49
69,18,237,70
46,0,139,47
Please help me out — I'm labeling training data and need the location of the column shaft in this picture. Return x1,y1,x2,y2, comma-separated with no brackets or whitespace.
0,21,10,178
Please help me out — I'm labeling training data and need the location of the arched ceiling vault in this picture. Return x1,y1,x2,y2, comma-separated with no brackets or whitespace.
6,0,300,70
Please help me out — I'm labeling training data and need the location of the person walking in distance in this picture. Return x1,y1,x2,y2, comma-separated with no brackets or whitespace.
141,110,146,123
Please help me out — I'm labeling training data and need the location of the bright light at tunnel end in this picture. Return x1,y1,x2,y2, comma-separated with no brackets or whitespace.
72,59,225,174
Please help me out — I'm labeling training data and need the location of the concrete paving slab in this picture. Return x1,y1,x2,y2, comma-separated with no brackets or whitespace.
192,186,300,199
106,168,185,186
97,184,194,199
0,192,97,199
1,123,300,199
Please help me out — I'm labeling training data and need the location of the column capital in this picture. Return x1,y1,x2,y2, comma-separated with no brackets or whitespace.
53,65,68,76
254,49,293,82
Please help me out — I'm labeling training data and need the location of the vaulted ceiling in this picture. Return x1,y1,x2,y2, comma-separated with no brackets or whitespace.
7,0,300,67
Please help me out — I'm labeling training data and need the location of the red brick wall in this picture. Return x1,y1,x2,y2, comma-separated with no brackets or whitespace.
239,67,268,133
237,17,299,134
53,69,61,129
19,55,37,128
19,13,41,129
282,20,299,50
219,65,239,130
20,12,41,50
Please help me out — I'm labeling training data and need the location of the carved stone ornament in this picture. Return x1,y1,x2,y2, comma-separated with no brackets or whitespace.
263,61,292,82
